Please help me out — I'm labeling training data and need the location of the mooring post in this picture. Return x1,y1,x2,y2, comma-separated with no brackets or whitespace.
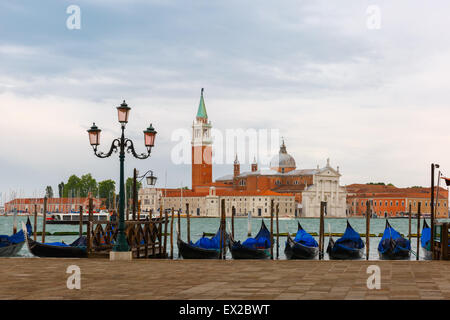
177,208,181,258
13,209,17,235
416,202,421,261
33,204,37,241
79,205,83,238
430,163,436,260
319,201,326,260
276,203,279,260
231,206,235,240
163,211,168,258
170,207,174,259
366,200,371,260
159,204,164,255
408,203,412,243
42,197,47,243
132,168,137,220
219,199,225,260
270,199,274,260
87,198,93,255
137,200,141,221
247,210,252,237
442,223,448,260
186,203,190,244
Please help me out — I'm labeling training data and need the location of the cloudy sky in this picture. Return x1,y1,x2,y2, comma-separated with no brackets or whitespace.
1,0,450,201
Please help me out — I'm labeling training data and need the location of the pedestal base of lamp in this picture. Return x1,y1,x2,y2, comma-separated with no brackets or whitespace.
109,251,133,261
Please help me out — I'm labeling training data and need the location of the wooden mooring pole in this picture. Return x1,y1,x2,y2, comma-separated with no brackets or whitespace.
132,168,137,221
270,199,274,260
33,204,37,241
163,211,168,258
319,201,326,260
231,206,235,240
13,209,17,234
247,210,252,237
186,203,190,244
170,207,174,259
408,203,412,243
366,200,371,260
219,199,226,260
276,203,279,260
416,202,421,260
87,198,93,255
430,163,436,260
42,197,47,243
177,208,181,258
79,205,83,238
159,204,164,253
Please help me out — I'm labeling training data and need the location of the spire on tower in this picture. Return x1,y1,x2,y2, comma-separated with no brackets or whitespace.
196,88,208,120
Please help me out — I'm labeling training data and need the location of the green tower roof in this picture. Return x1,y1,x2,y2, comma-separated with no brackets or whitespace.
196,88,208,119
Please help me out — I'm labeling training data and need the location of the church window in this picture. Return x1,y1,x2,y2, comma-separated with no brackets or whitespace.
281,168,285,173
294,180,298,185
396,201,399,206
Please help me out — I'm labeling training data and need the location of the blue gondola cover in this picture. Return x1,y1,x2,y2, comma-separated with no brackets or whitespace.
335,224,364,250
378,223,411,254
293,229,318,247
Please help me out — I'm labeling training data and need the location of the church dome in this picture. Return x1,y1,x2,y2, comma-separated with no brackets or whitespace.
270,140,296,172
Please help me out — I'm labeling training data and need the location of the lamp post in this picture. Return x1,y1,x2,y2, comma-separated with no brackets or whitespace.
132,169,157,220
87,101,157,252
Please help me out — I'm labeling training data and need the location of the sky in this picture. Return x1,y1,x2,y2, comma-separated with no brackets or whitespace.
1,0,450,202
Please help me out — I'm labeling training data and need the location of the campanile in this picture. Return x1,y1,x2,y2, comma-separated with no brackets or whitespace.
191,88,212,190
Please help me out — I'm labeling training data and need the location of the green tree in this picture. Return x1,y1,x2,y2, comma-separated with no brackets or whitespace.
63,175,82,197
99,180,116,209
125,177,142,202
79,174,98,197
58,182,64,198
45,186,54,198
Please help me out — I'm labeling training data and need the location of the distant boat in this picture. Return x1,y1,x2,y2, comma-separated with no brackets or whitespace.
177,225,227,259
327,221,364,259
421,219,432,260
378,220,411,260
229,220,271,259
285,222,318,259
0,218,32,257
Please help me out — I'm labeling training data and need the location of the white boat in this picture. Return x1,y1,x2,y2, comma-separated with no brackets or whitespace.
47,210,110,224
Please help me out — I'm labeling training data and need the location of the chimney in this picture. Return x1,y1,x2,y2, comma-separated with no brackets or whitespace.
251,156,258,172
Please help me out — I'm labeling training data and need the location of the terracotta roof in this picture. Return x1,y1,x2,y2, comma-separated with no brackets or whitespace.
164,189,294,198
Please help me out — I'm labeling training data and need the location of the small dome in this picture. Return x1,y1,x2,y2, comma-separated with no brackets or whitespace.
270,140,296,171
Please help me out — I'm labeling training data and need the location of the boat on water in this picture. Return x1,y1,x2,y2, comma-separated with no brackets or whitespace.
46,210,110,224
22,222,87,258
177,226,228,259
378,220,411,260
421,219,432,260
327,221,364,260
0,218,32,257
285,222,318,259
229,220,271,259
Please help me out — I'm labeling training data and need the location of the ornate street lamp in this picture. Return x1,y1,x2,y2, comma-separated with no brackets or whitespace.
87,100,157,252
131,169,157,220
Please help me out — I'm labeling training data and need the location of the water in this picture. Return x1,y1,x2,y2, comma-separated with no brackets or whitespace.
2,216,448,260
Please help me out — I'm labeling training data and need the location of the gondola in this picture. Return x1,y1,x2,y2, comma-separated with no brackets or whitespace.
177,226,227,259
229,220,271,259
285,222,318,259
23,222,87,258
0,218,32,257
420,219,432,260
378,220,411,260
327,220,364,259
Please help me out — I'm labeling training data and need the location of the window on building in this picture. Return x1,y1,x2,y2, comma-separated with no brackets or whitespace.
396,201,399,206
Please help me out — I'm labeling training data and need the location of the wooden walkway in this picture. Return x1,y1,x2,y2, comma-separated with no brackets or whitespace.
0,259,449,299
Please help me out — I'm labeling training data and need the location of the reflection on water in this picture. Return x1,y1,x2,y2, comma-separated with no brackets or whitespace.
1,216,448,260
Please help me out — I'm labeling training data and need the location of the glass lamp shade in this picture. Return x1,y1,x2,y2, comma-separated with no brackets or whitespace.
117,100,131,124
144,123,157,147
146,173,157,186
87,123,101,146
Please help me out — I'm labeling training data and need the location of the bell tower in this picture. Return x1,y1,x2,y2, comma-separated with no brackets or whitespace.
192,88,212,190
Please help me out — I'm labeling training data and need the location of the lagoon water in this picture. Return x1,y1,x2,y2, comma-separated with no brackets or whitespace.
2,216,448,260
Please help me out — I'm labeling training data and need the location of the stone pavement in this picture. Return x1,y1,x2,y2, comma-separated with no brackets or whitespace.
0,259,449,300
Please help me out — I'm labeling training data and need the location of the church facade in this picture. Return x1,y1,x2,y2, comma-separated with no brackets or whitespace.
146,89,347,218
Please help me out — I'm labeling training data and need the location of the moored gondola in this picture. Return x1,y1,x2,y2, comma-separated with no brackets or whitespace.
23,222,87,258
177,226,227,259
420,219,432,260
284,222,318,259
0,218,32,257
378,220,411,260
327,221,364,260
229,220,271,259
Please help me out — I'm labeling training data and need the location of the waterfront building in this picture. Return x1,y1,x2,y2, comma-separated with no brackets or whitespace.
346,184,449,218
139,89,347,218
4,197,103,214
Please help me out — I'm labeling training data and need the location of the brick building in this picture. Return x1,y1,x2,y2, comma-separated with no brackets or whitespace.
346,184,449,218
4,197,103,214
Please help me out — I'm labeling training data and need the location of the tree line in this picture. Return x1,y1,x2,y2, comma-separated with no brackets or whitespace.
45,174,143,209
